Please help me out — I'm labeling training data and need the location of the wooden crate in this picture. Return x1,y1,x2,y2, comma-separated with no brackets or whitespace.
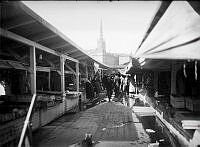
170,95,185,108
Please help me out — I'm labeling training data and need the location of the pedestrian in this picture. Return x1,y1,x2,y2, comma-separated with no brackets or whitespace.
85,79,94,100
92,74,101,98
129,78,135,97
105,75,114,102
114,73,121,98
124,75,129,96
78,94,82,111
120,75,125,92
102,74,107,90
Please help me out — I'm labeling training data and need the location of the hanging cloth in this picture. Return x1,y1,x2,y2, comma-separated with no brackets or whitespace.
183,64,187,78
195,61,197,80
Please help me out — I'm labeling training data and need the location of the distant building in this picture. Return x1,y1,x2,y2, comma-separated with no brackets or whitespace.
88,21,130,67
118,54,131,65
104,53,119,66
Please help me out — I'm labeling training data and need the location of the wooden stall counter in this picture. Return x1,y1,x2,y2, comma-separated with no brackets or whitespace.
65,91,82,112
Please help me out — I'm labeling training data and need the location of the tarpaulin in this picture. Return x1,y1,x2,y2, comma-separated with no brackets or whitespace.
134,1,200,60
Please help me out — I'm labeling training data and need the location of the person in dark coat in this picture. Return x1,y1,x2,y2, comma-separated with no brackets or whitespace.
114,73,121,98
102,74,107,90
85,79,94,100
105,75,114,102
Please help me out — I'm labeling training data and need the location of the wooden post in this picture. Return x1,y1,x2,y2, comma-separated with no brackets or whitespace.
142,73,145,89
135,74,138,94
30,46,36,94
154,71,158,94
60,56,66,113
76,62,79,92
171,61,178,95
85,63,88,79
60,56,65,96
48,72,51,91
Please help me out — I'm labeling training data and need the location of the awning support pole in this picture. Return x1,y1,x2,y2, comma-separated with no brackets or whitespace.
60,55,66,113
30,46,36,94
18,46,36,147
76,62,79,92
86,63,88,79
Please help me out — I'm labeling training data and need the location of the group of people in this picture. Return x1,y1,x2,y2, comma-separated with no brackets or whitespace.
84,73,102,101
102,73,130,102
84,72,131,103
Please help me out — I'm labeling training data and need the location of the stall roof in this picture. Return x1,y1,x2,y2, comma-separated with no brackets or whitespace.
134,1,200,60
126,57,173,75
0,60,28,70
1,2,110,69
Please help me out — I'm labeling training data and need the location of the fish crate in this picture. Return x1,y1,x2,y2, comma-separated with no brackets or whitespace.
185,97,200,112
170,95,185,108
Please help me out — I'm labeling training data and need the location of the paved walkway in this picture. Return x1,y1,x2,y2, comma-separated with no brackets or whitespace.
33,101,150,147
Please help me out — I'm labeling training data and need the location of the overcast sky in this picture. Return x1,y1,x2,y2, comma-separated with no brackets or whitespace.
23,1,161,54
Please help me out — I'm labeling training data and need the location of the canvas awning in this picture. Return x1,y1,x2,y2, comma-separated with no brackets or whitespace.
134,1,200,60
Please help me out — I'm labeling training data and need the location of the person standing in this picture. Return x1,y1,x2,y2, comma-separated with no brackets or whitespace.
78,94,82,111
92,74,101,98
85,79,94,100
114,73,121,98
125,76,129,96
125,76,130,106
102,74,107,90
105,75,113,102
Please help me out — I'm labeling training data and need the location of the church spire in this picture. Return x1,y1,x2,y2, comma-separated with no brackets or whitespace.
100,19,103,41
97,19,106,55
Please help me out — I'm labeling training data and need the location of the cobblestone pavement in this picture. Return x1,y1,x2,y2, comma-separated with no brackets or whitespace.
33,101,150,147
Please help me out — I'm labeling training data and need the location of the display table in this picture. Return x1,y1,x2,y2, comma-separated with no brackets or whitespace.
0,92,84,146
65,91,81,112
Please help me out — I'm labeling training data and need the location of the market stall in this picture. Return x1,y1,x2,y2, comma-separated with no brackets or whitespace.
131,1,200,144
0,2,107,146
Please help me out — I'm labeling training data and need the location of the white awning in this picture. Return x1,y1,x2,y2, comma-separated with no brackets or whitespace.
134,1,200,60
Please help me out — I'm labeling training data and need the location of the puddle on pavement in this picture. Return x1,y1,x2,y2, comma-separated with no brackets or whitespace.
102,123,127,131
